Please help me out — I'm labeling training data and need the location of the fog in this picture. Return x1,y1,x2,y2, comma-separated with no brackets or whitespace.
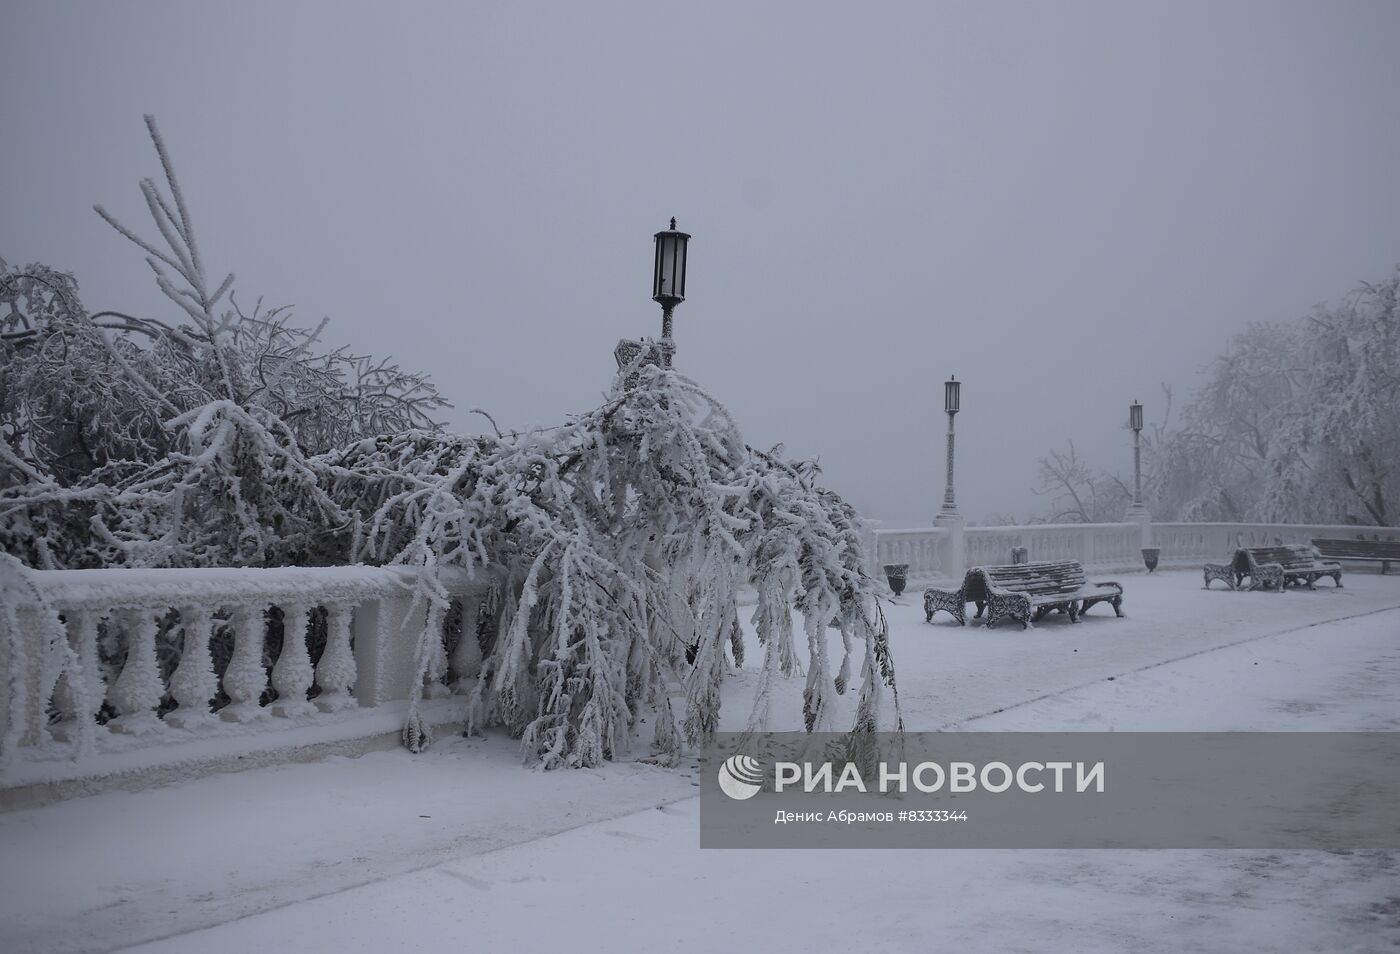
3,0,1398,527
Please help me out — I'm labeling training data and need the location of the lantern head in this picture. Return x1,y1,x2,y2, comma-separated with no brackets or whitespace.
652,217,690,306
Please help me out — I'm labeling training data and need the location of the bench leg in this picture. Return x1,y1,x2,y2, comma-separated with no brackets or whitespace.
1203,565,1234,590
985,593,1030,630
924,589,967,626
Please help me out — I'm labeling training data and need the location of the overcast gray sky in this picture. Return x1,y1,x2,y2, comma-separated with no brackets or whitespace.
4,0,1398,526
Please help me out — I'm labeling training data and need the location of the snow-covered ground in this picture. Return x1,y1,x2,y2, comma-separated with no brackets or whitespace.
2,570,1398,953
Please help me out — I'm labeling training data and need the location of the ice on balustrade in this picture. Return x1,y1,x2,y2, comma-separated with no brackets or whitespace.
0,555,499,782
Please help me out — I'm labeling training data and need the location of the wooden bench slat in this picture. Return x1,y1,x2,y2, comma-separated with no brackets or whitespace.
1311,539,1400,571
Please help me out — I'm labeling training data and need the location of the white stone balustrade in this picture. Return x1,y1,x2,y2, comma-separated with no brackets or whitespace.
872,520,1395,585
964,523,1143,573
869,527,951,583
0,562,500,780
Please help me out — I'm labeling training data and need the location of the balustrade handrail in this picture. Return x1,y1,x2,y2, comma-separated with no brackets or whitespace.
965,521,1139,533
23,564,494,612
1151,521,1383,531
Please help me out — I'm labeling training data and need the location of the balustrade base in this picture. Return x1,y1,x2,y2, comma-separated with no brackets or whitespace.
163,709,218,731
219,704,273,724
1,697,468,812
107,713,165,736
271,699,318,719
314,694,360,713
49,720,103,744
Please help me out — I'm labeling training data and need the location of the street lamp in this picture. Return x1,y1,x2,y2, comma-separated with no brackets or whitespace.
941,375,960,514
652,217,690,366
615,218,691,381
1128,400,1145,512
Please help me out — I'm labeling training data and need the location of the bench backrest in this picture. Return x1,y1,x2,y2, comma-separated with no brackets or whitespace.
1234,545,1319,574
967,561,1086,600
1312,538,1400,559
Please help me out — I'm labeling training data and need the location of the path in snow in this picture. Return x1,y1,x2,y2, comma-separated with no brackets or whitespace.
120,602,1400,954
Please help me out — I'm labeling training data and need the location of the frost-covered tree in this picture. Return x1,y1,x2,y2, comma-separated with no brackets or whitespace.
1030,388,1169,524
1029,269,1400,528
1031,440,1131,524
319,360,902,766
1,116,446,567
1151,270,1399,526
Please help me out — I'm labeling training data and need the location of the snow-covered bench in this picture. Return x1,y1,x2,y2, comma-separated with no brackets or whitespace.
924,561,1124,629
1220,549,1282,592
1232,545,1341,590
1311,538,1400,575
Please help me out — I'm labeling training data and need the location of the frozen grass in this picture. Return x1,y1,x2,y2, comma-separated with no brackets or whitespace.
2,570,1398,953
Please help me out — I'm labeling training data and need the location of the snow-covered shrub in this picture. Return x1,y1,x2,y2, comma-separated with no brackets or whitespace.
321,362,902,767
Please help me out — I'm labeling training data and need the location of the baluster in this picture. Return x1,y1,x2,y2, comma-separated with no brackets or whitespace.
51,657,80,742
50,610,105,750
315,604,358,712
166,605,219,729
423,611,451,699
108,609,165,734
14,604,58,747
271,603,316,717
221,604,270,722
450,600,483,691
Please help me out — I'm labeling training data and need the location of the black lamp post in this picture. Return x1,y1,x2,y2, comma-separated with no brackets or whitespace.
1129,400,1145,512
615,218,691,380
941,376,961,514
651,217,690,366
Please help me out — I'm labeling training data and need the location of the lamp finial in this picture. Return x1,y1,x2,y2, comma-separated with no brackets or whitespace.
670,217,677,230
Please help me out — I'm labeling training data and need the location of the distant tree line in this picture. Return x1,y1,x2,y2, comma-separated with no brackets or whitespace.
1032,268,1399,527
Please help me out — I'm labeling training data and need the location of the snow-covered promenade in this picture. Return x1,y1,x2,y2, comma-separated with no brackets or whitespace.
3,570,1398,954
